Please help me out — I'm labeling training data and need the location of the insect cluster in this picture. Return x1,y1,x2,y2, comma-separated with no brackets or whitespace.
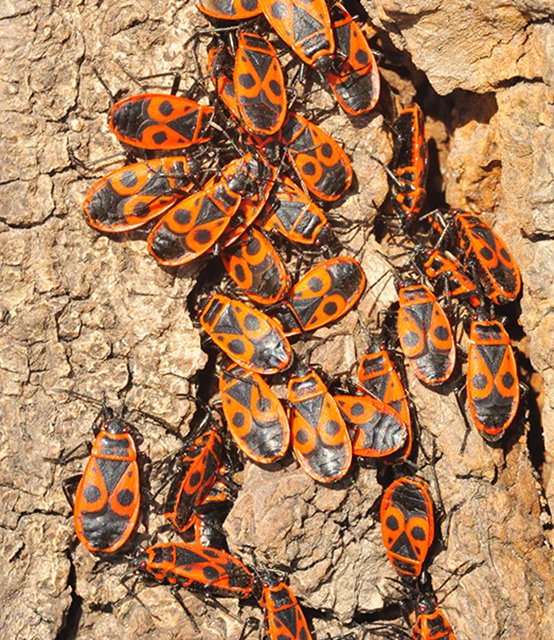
62,0,525,638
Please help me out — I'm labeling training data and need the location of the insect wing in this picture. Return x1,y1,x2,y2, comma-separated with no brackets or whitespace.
455,211,521,303
288,368,352,483
74,427,140,554
334,394,407,459
222,227,292,305
220,362,290,463
327,3,380,115
281,257,366,335
397,284,456,385
199,294,292,374
109,94,213,151
467,319,519,441
83,157,194,233
197,0,263,20
380,477,435,578
280,112,353,201
260,175,331,245
259,0,334,68
234,32,287,136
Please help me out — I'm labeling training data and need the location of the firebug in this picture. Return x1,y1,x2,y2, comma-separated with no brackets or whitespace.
466,315,520,442
234,32,287,136
396,281,456,386
198,293,293,375
109,94,214,151
287,364,352,484
380,476,435,579
219,361,290,463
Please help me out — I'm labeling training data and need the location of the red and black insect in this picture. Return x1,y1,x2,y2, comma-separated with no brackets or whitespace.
198,293,293,374
259,175,332,245
219,360,290,463
62,405,141,555
221,226,292,305
234,32,287,136
259,0,334,70
417,248,481,308
389,104,428,223
396,280,456,386
326,2,380,116
380,476,435,579
134,542,255,598
466,315,520,442
287,363,352,484
179,477,235,548
279,112,353,202
334,393,409,461
147,154,265,266
164,417,225,533
221,164,278,248
445,209,522,304
257,570,314,640
357,340,413,461
197,0,263,20
411,591,455,640
268,256,366,336
108,94,214,151
83,156,196,233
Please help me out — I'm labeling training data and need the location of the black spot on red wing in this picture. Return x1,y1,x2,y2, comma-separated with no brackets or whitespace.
323,301,338,316
502,371,515,388
411,525,426,541
500,247,510,261
386,514,399,530
302,161,316,176
234,264,246,282
189,470,202,488
229,339,246,355
325,420,340,436
238,73,256,89
308,276,323,292
242,0,258,9
244,313,261,331
355,48,369,65
83,485,101,503
480,246,494,260
121,170,139,188
271,1,287,19
159,100,175,116
117,488,134,507
433,325,449,341
295,428,309,444
320,143,333,158
269,79,282,96
233,412,245,427
174,208,191,225
203,565,220,581
246,236,261,255
402,331,420,348
153,131,168,144
133,202,149,216
472,373,488,390
351,402,364,417
195,228,212,244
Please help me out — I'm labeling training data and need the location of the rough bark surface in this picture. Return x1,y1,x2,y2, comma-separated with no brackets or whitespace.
0,1,552,639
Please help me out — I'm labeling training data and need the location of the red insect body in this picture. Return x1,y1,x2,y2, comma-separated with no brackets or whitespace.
109,94,213,151
83,157,195,233
72,408,141,555
380,476,435,579
327,3,380,115
287,365,352,484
